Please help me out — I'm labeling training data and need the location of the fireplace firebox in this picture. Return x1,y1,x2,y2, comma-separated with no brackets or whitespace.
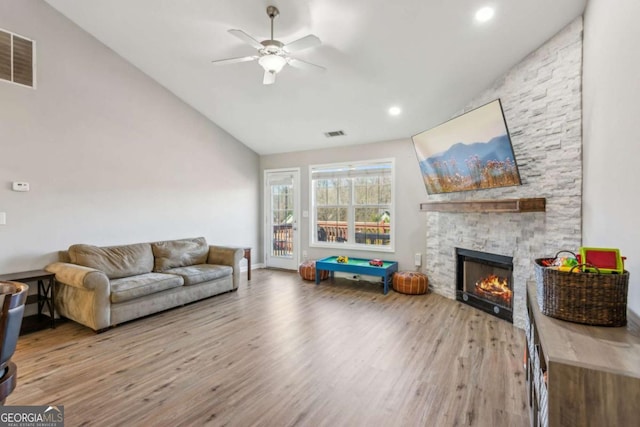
456,248,513,322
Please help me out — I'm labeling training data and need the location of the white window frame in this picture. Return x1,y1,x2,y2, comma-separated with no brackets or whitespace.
309,158,395,253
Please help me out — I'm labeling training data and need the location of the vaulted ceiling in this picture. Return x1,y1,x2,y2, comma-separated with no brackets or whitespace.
45,0,587,155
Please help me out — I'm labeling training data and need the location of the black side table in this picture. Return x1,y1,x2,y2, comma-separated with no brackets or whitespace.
0,269,56,332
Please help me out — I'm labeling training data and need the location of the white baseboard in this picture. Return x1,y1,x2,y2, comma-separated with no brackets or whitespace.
241,263,265,272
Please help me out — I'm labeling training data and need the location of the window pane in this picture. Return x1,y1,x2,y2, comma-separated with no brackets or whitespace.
354,208,390,246
338,179,350,205
354,177,368,204
354,176,388,205
327,181,338,205
272,185,292,211
315,179,337,205
314,180,328,205
366,178,380,204
379,177,392,204
271,184,293,228
272,192,292,255
316,207,348,243
315,179,349,206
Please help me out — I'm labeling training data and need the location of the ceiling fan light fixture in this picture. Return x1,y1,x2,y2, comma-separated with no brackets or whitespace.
212,5,323,84
259,54,287,73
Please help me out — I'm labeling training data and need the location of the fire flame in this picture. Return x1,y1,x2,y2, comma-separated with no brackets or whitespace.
475,274,512,305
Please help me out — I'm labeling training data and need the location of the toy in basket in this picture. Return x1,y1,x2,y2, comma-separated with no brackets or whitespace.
534,250,629,326
578,247,625,274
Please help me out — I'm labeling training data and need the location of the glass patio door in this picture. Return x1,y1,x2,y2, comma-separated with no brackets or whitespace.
265,169,299,270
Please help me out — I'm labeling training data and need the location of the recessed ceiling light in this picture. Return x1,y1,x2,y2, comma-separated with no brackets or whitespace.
388,106,402,116
475,6,495,23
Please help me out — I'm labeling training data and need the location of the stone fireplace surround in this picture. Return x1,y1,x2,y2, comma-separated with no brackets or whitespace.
424,18,583,329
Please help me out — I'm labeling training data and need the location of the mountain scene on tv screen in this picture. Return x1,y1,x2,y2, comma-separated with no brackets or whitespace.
419,134,521,194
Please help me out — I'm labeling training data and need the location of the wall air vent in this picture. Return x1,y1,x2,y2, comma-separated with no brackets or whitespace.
0,28,36,88
324,130,345,138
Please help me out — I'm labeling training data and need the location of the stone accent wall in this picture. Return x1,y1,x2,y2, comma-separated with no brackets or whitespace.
425,17,583,328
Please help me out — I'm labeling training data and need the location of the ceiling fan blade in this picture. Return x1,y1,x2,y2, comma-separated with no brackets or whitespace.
228,29,264,50
211,55,258,65
263,70,276,85
283,34,321,52
288,57,326,72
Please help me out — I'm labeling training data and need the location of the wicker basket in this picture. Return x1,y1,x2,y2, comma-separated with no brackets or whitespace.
534,257,629,326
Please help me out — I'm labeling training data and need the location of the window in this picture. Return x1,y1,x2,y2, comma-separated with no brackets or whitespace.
0,28,35,88
311,159,394,251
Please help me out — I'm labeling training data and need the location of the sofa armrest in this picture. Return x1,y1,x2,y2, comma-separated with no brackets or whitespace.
45,262,111,331
207,246,244,289
45,262,109,291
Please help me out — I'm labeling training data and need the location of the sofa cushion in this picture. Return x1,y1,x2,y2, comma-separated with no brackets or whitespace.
151,237,209,272
68,243,154,280
164,264,233,286
110,273,184,303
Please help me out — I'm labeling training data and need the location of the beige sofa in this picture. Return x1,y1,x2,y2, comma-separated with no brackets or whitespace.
46,237,243,332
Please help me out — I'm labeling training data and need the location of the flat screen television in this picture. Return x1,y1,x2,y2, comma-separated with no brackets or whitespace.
412,99,521,195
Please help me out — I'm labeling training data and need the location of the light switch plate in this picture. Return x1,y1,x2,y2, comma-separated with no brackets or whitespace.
0,212,6,225
414,253,422,266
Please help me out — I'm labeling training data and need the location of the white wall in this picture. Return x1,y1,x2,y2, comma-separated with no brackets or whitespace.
0,0,260,273
260,138,428,272
583,0,640,317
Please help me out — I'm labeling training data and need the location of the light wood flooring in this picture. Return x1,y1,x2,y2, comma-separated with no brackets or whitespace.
10,269,528,426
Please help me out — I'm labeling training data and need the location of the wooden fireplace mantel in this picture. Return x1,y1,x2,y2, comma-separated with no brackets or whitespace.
419,197,546,213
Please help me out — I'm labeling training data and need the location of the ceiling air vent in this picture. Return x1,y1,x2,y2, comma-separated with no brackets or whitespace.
324,130,345,138
0,28,35,88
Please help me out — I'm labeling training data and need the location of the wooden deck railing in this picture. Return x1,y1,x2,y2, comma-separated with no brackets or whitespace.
272,224,293,256
271,221,391,256
317,221,390,245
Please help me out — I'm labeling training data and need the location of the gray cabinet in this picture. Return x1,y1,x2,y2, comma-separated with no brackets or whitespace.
525,281,640,426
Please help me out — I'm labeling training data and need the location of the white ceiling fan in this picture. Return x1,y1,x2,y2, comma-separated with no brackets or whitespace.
212,5,325,85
